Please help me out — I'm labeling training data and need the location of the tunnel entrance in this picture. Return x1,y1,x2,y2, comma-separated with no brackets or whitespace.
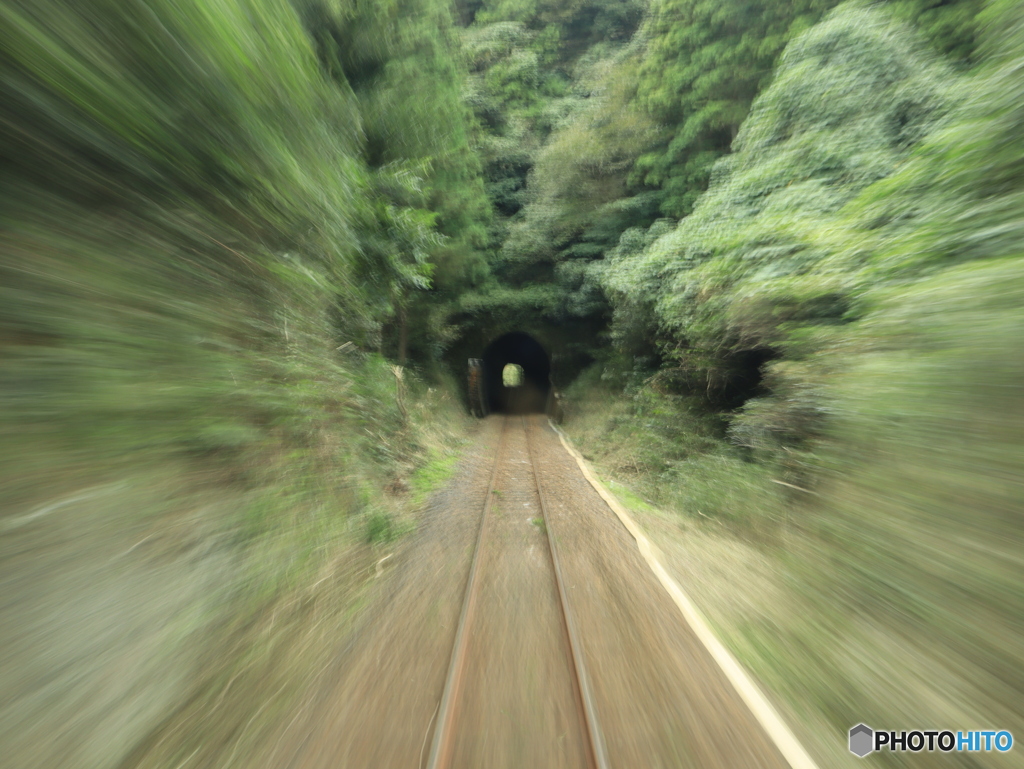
482,332,551,414
700,347,778,411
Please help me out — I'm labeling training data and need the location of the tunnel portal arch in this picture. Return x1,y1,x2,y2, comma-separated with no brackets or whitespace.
481,332,551,414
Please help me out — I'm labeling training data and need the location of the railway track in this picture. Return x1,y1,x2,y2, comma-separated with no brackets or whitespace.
424,415,609,769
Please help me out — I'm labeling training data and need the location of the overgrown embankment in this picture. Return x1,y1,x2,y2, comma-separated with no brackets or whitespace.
0,1,478,767
561,3,1024,765
565,258,1024,764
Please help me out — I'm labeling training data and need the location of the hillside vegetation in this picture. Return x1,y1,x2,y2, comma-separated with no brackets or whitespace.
1,1,480,765
555,1,1024,764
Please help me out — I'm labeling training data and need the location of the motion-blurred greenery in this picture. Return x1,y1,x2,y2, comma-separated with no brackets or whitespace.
1,1,476,766
563,2,1024,765
2,0,1022,766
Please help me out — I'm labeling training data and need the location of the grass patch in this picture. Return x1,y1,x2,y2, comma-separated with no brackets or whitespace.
365,510,398,544
409,449,461,507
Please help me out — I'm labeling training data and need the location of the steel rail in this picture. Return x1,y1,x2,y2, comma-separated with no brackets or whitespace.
523,415,610,769
426,415,607,769
424,415,508,769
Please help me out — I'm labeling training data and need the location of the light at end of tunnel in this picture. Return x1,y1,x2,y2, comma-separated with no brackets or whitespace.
502,363,524,388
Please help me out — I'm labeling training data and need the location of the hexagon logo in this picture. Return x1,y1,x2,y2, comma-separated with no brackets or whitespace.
849,724,874,757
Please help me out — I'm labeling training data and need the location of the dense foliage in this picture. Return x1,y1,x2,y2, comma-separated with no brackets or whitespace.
0,3,477,764
3,0,1021,765
608,4,954,407
452,0,985,384
596,0,1017,457
635,0,837,217
2,0,995,448
561,2,1024,758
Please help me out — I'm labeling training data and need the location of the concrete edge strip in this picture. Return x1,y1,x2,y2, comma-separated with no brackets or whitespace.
550,421,820,769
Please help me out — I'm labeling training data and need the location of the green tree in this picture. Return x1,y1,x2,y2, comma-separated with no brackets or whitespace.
886,0,984,62
610,2,954,397
634,0,838,218
498,43,661,323
847,0,1024,278
296,0,494,361
472,0,644,47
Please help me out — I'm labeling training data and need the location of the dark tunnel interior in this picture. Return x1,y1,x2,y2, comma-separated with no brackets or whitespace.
711,348,778,411
481,332,551,414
